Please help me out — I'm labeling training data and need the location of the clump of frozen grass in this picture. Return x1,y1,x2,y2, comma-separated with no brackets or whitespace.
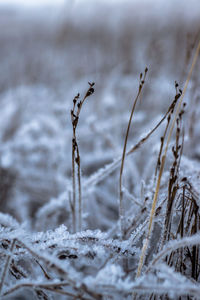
136,38,200,280
0,18,200,300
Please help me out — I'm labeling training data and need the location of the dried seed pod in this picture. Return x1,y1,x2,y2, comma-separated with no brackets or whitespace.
86,87,94,97
175,81,179,88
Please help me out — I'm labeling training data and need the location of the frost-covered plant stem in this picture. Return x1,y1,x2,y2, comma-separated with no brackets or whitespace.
72,134,76,233
0,238,16,295
76,144,82,231
4,283,79,298
119,68,148,239
70,83,95,232
146,233,200,273
136,38,200,278
136,154,166,277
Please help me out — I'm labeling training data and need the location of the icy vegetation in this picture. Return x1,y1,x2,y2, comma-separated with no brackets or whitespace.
0,1,200,299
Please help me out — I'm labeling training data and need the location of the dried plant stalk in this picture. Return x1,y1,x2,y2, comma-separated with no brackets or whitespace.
162,107,184,247
71,138,76,233
136,38,200,278
70,82,95,232
119,68,148,239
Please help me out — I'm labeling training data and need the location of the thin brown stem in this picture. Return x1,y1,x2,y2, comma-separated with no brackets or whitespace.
76,144,82,231
72,137,76,233
70,83,95,233
119,68,148,239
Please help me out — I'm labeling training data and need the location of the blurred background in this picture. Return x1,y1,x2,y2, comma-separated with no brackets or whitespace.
0,0,200,231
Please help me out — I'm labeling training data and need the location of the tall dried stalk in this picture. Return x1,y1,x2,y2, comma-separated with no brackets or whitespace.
136,38,200,278
119,68,148,239
71,82,95,232
162,105,185,247
154,83,181,179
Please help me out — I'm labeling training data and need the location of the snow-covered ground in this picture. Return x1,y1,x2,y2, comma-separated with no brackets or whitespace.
0,1,200,299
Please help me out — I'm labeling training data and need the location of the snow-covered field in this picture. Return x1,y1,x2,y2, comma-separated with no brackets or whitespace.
0,1,200,299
